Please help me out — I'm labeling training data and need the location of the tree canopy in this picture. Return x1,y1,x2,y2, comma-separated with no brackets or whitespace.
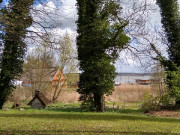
157,0,180,68
76,0,129,112
0,0,33,109
156,0,180,102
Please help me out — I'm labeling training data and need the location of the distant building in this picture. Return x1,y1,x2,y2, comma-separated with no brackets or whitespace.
14,80,23,86
136,79,151,85
115,73,152,84
52,68,67,90
20,68,59,87
20,68,68,102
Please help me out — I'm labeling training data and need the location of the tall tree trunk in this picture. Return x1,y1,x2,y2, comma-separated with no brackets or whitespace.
0,0,33,109
94,92,104,112
76,0,129,112
0,90,7,109
176,101,180,105
0,73,12,109
156,0,180,104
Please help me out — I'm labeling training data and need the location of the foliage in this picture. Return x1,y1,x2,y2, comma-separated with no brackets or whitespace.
159,94,173,107
51,33,77,103
23,44,56,96
142,92,161,111
76,0,129,112
166,66,180,101
0,0,33,109
142,91,174,111
157,0,180,67
24,44,55,69
57,33,77,73
23,32,77,102
151,63,166,97
156,0,180,103
65,73,79,87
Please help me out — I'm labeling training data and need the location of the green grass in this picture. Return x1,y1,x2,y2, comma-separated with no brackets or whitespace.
48,102,81,108
0,103,180,135
106,102,142,110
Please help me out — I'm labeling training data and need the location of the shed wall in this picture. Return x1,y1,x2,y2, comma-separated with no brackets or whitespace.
31,98,46,109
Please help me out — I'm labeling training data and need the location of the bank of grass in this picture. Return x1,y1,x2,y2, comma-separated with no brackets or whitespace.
0,103,180,135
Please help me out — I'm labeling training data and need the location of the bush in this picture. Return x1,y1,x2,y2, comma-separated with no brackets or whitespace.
166,66,180,101
159,94,173,106
142,91,174,112
142,92,160,112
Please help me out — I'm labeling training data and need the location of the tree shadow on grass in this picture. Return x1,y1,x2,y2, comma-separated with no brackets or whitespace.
0,112,180,123
46,107,82,112
46,106,142,114
0,129,179,135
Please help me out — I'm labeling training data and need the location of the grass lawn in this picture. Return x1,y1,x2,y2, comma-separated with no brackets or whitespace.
0,103,180,135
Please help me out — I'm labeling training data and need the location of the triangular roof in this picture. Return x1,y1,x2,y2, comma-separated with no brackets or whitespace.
52,69,66,81
28,92,50,106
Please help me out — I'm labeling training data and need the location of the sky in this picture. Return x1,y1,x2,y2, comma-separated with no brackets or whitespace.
33,0,162,73
1,0,180,73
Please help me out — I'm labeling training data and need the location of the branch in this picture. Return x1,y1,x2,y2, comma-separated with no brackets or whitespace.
150,43,166,62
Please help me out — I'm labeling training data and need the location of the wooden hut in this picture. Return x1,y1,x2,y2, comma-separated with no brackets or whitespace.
28,90,50,109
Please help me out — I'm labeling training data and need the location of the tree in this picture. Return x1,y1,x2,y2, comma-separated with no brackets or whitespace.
152,0,180,104
51,33,77,103
0,0,33,109
76,0,129,112
166,66,180,101
23,44,56,97
151,63,166,97
56,33,77,73
157,0,180,67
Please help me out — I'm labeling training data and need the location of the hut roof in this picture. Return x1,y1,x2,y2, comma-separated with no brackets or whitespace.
28,91,50,106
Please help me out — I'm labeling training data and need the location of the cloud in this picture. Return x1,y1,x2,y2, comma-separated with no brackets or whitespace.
27,0,77,48
28,0,178,72
50,0,77,30
34,0,77,30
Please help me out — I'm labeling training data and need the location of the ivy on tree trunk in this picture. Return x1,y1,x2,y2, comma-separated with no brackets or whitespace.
0,0,33,109
156,0,180,103
76,0,129,112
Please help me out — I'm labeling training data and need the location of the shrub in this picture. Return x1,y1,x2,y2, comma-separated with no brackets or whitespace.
166,66,180,101
142,92,160,112
142,91,174,112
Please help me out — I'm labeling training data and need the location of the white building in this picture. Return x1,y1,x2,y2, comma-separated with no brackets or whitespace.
115,73,152,84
